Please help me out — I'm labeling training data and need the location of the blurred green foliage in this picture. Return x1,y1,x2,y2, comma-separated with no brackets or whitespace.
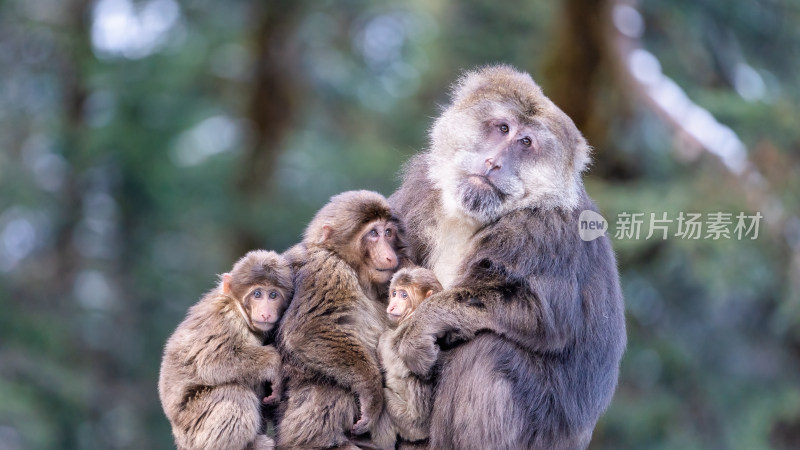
1,0,799,449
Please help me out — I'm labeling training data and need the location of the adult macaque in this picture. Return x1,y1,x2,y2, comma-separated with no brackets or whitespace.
276,190,408,450
389,65,627,449
158,250,292,450
375,267,442,445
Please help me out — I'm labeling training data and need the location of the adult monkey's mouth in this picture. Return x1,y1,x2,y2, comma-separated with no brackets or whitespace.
466,173,507,198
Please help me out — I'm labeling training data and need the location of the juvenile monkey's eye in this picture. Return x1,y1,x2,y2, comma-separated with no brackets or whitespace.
253,289,262,299
269,290,278,299
392,290,396,297
401,291,408,299
384,229,393,237
521,137,532,147
369,229,379,237
499,124,509,133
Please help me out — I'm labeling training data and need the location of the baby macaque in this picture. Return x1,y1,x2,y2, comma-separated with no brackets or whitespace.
385,267,442,325
158,250,292,450
376,267,443,444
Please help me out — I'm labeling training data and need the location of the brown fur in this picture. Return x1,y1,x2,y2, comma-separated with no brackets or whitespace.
276,190,409,450
158,250,293,450
389,65,626,449
374,267,442,444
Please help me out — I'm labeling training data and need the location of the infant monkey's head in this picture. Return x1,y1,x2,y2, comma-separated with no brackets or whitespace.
386,267,443,324
223,250,293,333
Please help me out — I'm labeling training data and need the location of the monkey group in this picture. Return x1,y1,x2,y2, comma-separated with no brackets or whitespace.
159,65,626,450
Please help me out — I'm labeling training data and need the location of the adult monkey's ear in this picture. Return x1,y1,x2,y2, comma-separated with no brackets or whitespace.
319,225,333,244
222,273,233,295
424,290,434,299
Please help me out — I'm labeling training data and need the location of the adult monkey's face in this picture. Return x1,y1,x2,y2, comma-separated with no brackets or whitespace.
427,65,591,224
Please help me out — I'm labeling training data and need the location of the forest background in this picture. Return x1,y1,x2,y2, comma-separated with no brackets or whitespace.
1,0,799,448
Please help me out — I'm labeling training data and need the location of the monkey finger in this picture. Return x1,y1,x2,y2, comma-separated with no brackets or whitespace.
351,415,373,435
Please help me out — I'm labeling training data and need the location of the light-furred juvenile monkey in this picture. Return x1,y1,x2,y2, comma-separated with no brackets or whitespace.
158,250,292,450
276,190,409,450
389,65,626,449
374,267,442,445
385,267,442,324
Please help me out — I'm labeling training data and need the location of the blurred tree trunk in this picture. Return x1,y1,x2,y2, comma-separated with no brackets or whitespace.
51,1,93,447
55,0,92,286
541,0,639,180
234,0,305,255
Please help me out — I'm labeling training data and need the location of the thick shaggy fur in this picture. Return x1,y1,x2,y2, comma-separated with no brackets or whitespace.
375,330,433,444
158,251,292,450
276,191,408,449
389,65,626,449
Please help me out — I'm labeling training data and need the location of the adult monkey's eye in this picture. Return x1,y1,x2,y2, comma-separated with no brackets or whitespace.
499,124,510,133
384,229,393,237
269,290,278,299
521,137,532,147
253,289,262,299
369,229,379,237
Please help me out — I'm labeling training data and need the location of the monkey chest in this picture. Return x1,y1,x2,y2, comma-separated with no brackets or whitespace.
428,217,478,289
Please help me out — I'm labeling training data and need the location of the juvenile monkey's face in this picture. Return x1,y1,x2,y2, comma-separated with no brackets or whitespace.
386,284,415,323
360,219,401,284
245,284,288,332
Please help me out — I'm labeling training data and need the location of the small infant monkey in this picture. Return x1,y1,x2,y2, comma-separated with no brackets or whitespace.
376,267,443,444
158,250,292,450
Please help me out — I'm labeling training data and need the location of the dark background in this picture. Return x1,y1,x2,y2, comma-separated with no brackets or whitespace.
1,0,799,448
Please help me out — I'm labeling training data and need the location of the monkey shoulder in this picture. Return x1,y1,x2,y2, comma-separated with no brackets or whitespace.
292,252,362,313
389,153,432,211
282,243,308,276
300,248,359,288
168,294,254,370
389,152,439,265
191,293,251,340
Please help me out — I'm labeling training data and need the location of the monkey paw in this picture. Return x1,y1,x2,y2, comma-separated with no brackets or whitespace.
262,393,279,405
252,434,275,450
351,414,373,436
352,386,383,436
